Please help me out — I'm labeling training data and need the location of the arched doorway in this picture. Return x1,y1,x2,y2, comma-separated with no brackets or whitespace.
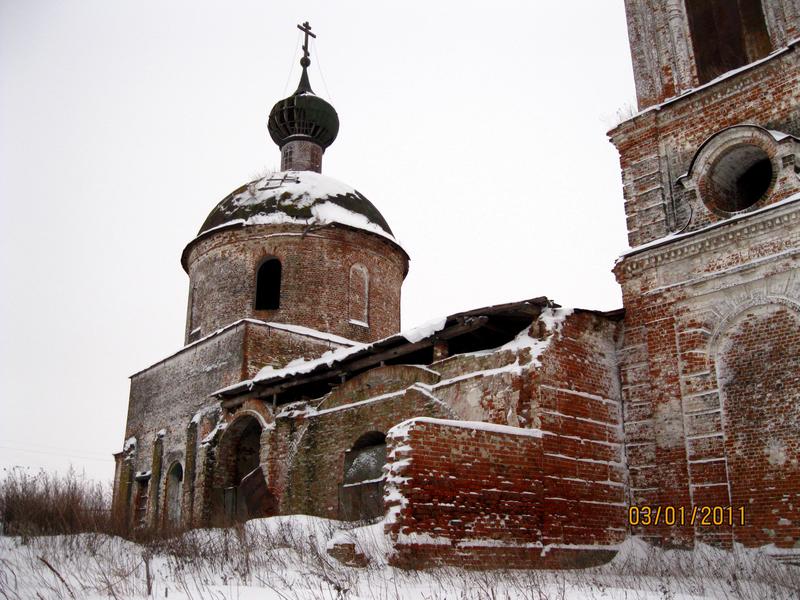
339,431,387,521
215,414,276,524
165,462,183,528
717,304,800,548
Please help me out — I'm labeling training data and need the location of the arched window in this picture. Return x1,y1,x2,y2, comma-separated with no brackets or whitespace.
255,258,281,310
348,264,369,326
685,0,771,84
234,419,262,486
340,431,387,520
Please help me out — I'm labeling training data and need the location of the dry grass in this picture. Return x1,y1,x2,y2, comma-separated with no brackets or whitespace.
0,468,113,539
1,472,799,599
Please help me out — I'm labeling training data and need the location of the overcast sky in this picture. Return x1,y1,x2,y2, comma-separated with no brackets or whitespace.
0,1,637,482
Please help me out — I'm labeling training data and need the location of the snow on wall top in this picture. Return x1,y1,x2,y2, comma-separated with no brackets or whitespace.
620,190,800,258
129,318,356,379
213,303,572,398
388,417,545,440
196,170,399,246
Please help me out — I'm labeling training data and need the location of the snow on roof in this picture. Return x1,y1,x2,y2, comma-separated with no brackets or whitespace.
195,170,402,248
129,318,355,379
214,303,535,396
214,303,571,398
216,325,447,396
240,200,397,244
261,322,358,347
214,314,459,395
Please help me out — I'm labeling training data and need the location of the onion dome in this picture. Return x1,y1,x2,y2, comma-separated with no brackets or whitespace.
267,25,339,151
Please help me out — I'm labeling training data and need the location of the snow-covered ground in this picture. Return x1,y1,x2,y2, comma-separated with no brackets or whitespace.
1,516,798,599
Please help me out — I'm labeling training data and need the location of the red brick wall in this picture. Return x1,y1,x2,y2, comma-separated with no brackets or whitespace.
610,47,800,248
183,223,407,344
536,311,627,549
612,14,800,556
717,304,800,548
385,418,618,569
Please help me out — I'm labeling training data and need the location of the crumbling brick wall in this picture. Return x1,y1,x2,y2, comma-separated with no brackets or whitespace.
384,418,618,570
535,311,626,549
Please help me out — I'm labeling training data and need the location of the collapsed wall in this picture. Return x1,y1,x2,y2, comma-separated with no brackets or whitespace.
382,310,625,569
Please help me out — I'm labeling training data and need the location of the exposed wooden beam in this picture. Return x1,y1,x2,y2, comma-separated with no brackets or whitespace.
221,316,490,402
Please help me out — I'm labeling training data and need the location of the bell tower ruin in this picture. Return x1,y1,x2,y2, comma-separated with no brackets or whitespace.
613,1,800,553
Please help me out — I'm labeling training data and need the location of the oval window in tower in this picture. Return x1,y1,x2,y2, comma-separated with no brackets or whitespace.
705,144,774,213
677,125,797,221
255,258,281,310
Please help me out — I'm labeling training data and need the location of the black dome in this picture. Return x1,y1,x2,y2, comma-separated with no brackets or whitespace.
198,171,394,239
267,68,339,149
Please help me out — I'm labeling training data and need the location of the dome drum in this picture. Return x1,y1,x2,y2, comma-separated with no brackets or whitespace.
183,224,407,344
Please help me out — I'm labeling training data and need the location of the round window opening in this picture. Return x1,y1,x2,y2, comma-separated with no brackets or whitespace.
705,145,773,213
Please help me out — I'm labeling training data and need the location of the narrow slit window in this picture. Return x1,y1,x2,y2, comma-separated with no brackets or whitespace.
255,258,281,310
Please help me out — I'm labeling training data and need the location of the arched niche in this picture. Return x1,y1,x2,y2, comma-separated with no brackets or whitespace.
165,462,183,528
714,302,800,548
214,413,275,524
348,263,369,326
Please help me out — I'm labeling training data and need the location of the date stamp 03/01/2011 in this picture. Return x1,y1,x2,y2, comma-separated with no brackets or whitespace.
629,505,746,527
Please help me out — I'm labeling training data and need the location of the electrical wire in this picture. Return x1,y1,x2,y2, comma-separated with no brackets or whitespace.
282,29,302,96
311,38,334,102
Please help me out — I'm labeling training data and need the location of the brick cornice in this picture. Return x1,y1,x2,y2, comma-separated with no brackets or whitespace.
615,199,800,279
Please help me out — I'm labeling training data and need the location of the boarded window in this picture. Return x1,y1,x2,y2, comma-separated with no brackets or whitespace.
685,0,772,84
348,264,369,325
255,258,281,310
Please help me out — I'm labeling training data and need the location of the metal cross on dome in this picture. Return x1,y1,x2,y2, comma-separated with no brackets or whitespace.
258,173,301,191
297,21,316,66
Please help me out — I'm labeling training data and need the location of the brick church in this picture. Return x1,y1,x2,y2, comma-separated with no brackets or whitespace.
113,3,800,568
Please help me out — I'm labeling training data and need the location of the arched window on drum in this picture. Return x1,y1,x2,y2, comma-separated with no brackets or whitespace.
255,258,281,310
348,264,369,327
